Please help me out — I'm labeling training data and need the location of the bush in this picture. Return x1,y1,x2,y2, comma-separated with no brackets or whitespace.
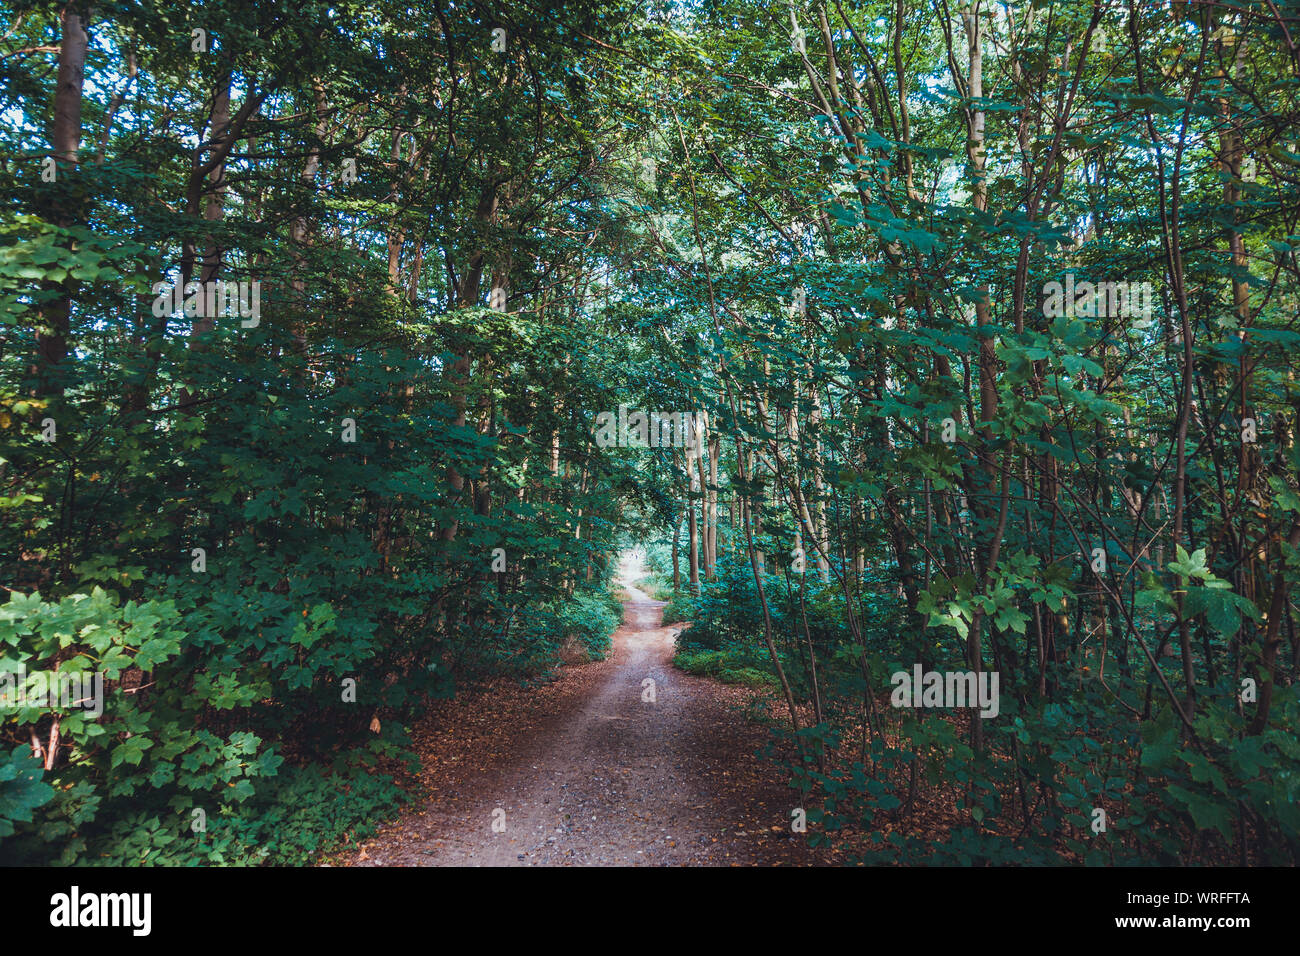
0,587,412,864
554,587,622,659
674,646,776,687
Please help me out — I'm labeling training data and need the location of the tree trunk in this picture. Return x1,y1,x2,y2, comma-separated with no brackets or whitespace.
32,6,88,401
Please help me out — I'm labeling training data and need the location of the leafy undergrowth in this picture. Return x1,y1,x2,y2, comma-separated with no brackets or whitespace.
634,574,676,601
0,581,621,866
0,745,410,866
660,592,694,625
205,760,411,866
555,590,622,661
649,567,1300,865
674,646,777,688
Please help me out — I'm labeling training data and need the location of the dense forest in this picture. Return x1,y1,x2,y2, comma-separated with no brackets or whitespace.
2,0,1300,869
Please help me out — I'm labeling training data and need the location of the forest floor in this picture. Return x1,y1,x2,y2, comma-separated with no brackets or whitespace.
327,554,834,866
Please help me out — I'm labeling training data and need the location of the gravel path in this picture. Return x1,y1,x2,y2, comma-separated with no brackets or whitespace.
336,556,829,866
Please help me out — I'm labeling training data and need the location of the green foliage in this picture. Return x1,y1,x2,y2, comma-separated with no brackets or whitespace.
674,647,776,687
0,746,53,839
545,587,624,662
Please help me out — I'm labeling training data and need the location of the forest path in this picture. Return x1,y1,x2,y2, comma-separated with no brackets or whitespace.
334,553,827,866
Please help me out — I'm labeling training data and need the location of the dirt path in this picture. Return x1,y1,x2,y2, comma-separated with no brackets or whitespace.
335,555,829,866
